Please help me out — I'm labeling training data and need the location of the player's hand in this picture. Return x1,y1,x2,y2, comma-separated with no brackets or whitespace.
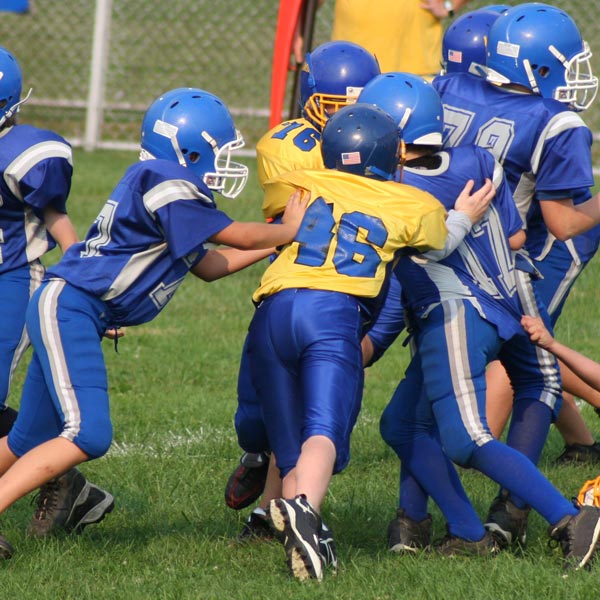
421,0,450,19
104,327,125,340
281,189,310,234
521,315,554,349
454,178,495,224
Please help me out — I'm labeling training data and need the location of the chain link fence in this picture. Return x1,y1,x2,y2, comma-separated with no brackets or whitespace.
1,0,598,154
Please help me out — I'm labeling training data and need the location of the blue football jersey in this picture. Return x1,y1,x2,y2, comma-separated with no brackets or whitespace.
0,124,73,273
433,72,599,262
396,145,526,340
49,159,233,327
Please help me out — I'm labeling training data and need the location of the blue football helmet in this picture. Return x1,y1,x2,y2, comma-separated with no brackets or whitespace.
321,103,400,180
0,47,24,128
140,88,248,198
442,8,508,76
486,3,598,110
300,40,380,129
358,72,443,146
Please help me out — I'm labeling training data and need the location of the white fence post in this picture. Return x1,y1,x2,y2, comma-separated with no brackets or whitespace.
83,0,112,151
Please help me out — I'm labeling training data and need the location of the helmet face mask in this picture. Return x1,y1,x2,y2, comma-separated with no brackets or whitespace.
321,103,401,181
302,90,362,131
358,72,444,147
551,41,597,110
300,41,380,129
140,88,248,199
486,3,598,111
202,132,247,199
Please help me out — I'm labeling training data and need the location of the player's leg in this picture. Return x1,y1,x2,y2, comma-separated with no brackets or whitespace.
7,281,115,545
247,291,322,578
250,290,362,578
419,301,591,560
533,245,600,462
0,265,114,536
484,359,514,438
485,330,561,547
0,265,37,436
380,351,485,553
413,300,502,554
225,334,272,511
554,396,600,462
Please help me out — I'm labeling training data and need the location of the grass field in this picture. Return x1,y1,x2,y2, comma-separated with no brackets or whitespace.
2,149,600,598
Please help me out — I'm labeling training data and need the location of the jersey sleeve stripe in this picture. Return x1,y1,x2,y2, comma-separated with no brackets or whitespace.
143,179,213,216
531,111,587,173
4,140,73,200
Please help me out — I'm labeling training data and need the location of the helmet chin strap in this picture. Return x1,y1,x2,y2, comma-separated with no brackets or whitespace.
548,44,568,67
522,60,540,95
398,107,412,132
398,139,406,183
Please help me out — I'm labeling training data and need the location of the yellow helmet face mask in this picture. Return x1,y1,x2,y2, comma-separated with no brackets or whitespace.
303,93,359,129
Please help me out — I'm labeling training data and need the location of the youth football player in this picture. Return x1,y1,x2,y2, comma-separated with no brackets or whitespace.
433,1,600,543
0,46,114,539
0,87,308,560
247,103,452,580
360,71,600,569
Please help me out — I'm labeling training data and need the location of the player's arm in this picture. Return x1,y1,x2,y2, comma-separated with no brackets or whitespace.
509,229,526,250
208,189,309,250
44,206,78,253
521,315,600,391
191,246,275,282
539,194,600,241
422,179,495,260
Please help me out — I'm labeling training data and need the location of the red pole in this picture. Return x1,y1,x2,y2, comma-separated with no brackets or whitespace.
269,0,304,128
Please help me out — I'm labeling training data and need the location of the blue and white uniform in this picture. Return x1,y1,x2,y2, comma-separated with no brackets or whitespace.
8,159,233,458
379,146,571,539
434,72,599,324
0,124,73,409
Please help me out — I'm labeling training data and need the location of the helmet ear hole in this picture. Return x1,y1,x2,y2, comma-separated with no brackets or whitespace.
186,151,200,164
538,66,550,79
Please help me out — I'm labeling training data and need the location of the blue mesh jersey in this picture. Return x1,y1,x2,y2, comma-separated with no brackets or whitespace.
396,145,526,340
49,159,233,327
433,72,600,263
0,124,73,273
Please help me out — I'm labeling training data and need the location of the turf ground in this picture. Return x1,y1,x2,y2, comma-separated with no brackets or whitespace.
2,149,600,598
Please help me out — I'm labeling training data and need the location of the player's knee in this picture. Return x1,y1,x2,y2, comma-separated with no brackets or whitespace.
235,402,270,452
73,419,113,459
437,430,475,467
380,403,401,448
236,420,270,454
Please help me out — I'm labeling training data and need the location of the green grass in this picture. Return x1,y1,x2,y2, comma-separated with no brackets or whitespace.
2,149,600,598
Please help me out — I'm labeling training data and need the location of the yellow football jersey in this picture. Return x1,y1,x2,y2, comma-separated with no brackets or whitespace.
256,118,325,220
253,169,448,303
332,0,442,78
